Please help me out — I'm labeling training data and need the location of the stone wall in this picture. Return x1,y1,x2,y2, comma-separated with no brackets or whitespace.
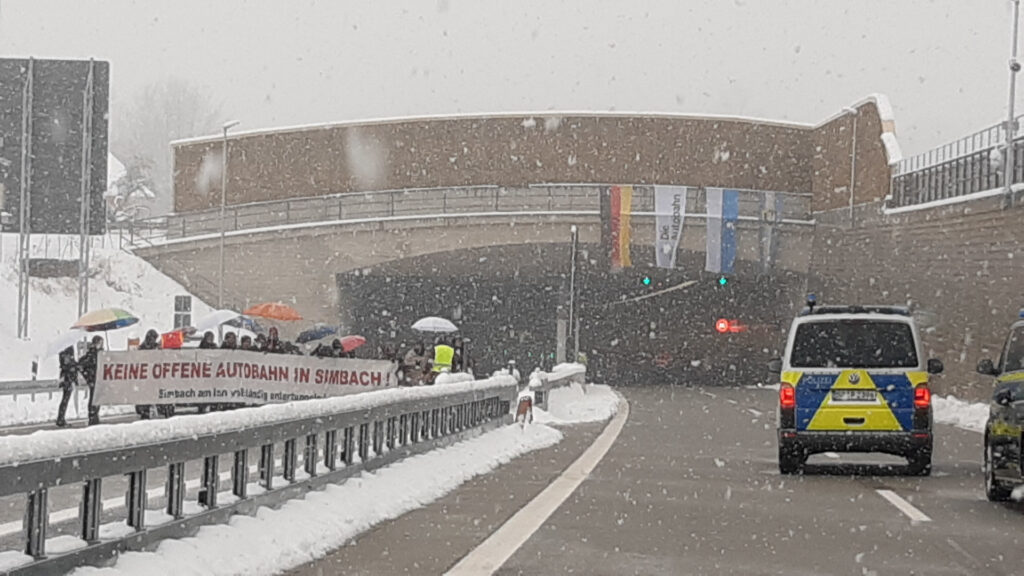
809,194,1023,399
172,103,894,213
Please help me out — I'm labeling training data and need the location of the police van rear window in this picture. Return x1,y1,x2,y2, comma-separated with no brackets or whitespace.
790,319,918,369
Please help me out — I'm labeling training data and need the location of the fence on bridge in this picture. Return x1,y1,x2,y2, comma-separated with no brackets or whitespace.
890,115,1024,208
123,184,813,249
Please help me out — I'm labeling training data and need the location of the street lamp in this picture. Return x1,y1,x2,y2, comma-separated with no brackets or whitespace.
843,106,858,227
219,120,240,308
1005,0,1021,208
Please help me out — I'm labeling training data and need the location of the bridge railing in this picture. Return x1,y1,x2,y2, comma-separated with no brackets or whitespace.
527,363,587,412
138,184,812,246
0,378,516,575
0,379,59,398
891,115,1024,208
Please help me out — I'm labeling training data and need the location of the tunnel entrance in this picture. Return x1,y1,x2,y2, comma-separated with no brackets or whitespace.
336,243,805,385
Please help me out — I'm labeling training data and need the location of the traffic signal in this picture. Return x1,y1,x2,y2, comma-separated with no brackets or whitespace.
714,318,747,334
642,276,652,286
718,276,728,286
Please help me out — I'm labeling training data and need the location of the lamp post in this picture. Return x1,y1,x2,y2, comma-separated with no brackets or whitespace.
1005,0,1022,208
218,120,240,309
843,107,858,228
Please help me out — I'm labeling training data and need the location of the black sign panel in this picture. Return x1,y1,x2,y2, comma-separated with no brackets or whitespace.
0,58,109,234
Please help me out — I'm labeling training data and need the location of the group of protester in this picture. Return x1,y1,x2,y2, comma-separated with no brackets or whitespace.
55,335,105,427
399,336,469,386
55,325,471,426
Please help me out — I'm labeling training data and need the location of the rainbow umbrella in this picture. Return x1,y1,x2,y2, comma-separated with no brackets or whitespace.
71,308,140,332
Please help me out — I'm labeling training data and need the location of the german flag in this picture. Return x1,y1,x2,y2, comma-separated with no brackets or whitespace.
602,185,633,269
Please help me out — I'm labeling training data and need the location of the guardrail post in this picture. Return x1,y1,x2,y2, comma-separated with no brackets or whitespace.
399,414,409,445
358,423,370,461
343,426,355,465
372,421,384,456
126,470,147,531
324,430,338,471
25,489,48,559
432,408,440,438
199,455,219,509
386,417,396,450
410,412,420,443
283,439,298,483
233,449,248,498
259,444,275,490
165,463,185,520
81,478,103,542
303,434,318,477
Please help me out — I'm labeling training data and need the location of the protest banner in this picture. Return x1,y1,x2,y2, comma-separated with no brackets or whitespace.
94,349,398,406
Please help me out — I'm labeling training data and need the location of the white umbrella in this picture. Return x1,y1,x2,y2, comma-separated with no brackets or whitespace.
194,309,242,333
46,329,86,359
412,316,459,333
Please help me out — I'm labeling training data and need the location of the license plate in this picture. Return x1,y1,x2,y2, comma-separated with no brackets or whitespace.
831,389,878,403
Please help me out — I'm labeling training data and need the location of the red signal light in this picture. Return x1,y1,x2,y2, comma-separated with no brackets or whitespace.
715,319,731,333
914,386,931,409
779,384,796,409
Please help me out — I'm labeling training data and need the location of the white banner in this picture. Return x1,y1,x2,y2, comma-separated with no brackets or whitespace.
95,349,398,405
654,186,687,269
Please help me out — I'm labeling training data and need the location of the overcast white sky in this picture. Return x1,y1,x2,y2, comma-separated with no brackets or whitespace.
0,0,1017,156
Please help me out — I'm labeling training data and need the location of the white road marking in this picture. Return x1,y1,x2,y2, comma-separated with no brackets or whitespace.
876,489,931,523
446,396,630,576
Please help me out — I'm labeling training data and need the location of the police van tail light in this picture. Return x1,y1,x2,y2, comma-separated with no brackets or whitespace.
914,386,931,409
779,384,796,409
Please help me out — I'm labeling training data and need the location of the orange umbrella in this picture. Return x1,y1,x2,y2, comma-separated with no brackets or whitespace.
243,302,303,321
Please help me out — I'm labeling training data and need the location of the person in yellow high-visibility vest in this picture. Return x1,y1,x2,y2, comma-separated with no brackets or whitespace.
432,340,455,374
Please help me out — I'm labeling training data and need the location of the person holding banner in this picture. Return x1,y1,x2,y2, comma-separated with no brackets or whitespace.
55,346,78,428
79,336,104,426
136,330,161,419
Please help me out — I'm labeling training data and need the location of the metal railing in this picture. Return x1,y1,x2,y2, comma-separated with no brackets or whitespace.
0,379,59,398
131,184,812,248
891,117,1024,208
527,364,587,412
0,379,516,575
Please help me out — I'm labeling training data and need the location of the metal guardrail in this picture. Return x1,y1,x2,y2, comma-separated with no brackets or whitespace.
130,184,812,249
891,118,1024,208
0,380,516,575
527,364,587,412
0,379,59,398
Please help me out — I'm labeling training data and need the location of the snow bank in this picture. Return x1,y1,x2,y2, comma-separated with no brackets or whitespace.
933,395,988,434
533,383,619,425
434,372,476,385
0,233,214,381
70,422,562,576
0,376,516,466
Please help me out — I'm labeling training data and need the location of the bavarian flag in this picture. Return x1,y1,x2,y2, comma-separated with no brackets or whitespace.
602,185,633,268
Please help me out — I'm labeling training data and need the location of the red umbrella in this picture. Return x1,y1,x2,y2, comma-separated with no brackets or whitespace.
340,335,366,353
243,302,303,321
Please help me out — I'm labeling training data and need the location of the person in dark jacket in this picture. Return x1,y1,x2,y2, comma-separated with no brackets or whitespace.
331,338,344,357
139,329,161,350
199,331,218,349
221,332,238,350
55,346,78,427
79,336,104,425
263,327,284,353
136,330,160,419
240,335,254,351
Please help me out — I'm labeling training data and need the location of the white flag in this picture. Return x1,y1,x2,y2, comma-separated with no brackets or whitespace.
654,186,687,269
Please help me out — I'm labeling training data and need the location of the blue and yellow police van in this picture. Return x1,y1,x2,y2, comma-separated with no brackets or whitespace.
772,296,943,475
980,311,1024,500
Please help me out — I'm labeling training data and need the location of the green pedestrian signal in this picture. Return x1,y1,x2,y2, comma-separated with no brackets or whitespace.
642,276,651,286
719,277,728,286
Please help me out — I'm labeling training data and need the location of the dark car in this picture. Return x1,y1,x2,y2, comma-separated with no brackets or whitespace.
980,314,1024,501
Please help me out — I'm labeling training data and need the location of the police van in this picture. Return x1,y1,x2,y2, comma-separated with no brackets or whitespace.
772,296,943,475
